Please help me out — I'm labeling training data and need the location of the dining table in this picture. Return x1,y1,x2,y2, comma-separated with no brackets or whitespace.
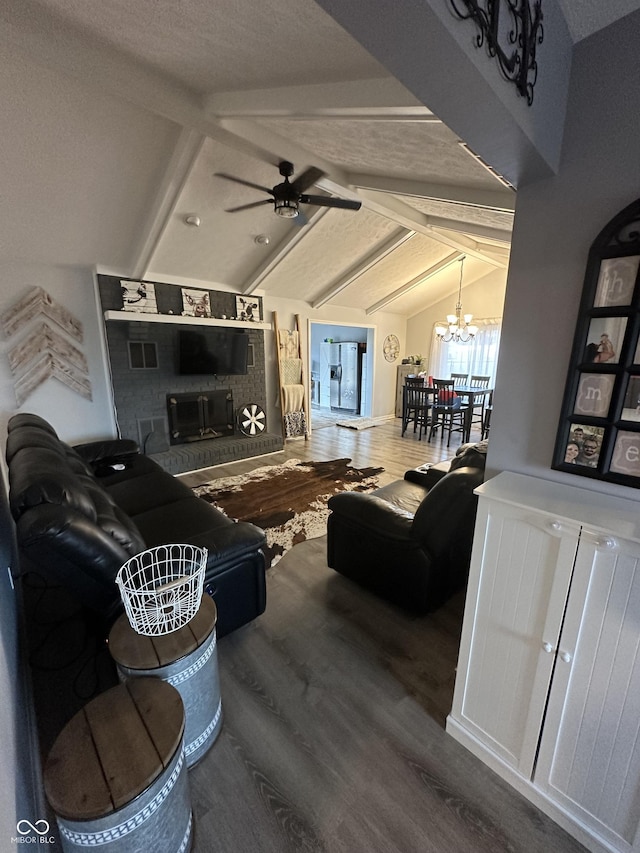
401,378,493,443
451,385,493,443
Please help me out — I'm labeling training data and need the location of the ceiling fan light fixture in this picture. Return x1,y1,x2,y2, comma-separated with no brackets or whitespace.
274,198,299,218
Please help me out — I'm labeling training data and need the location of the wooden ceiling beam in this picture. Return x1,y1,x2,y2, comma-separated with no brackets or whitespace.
366,252,462,314
312,229,415,309
354,188,509,266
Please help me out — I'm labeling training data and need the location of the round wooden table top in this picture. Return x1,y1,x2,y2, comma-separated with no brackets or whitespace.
44,678,184,820
108,593,217,670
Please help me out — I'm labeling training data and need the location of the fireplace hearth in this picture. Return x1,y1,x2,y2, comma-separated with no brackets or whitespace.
167,391,234,445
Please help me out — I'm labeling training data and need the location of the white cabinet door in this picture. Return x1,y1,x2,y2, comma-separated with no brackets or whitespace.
535,532,640,853
451,498,580,778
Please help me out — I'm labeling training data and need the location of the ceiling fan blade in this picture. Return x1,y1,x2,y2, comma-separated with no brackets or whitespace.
215,173,273,194
290,166,326,194
299,194,362,211
225,200,273,213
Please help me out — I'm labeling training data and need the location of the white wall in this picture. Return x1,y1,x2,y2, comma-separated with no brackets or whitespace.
405,268,507,372
266,294,406,424
488,12,640,501
0,263,116,444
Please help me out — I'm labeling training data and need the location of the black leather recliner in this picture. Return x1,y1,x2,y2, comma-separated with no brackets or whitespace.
5,413,267,637
326,443,486,613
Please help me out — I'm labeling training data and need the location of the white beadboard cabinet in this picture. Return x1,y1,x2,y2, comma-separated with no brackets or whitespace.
447,472,640,853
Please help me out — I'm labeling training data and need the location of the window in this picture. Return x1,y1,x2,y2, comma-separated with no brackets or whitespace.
128,341,158,369
428,319,501,383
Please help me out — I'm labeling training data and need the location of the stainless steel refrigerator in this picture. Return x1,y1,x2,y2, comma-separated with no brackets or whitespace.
327,342,361,413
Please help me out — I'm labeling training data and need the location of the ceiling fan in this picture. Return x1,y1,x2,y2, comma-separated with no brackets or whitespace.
214,160,362,225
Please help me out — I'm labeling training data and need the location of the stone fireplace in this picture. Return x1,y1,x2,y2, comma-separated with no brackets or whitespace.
96,273,284,473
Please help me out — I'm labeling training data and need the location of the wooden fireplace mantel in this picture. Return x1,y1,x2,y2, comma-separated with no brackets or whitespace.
104,310,271,330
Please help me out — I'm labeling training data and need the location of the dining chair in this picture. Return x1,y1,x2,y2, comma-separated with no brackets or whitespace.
450,372,469,385
428,379,467,446
469,375,491,433
402,382,432,440
481,390,493,440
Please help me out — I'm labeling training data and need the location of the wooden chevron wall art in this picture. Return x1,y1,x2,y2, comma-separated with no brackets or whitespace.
1,287,92,404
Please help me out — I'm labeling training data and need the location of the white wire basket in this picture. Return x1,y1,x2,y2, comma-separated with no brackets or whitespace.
116,544,207,636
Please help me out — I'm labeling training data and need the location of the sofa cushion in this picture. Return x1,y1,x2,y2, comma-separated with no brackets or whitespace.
129,496,232,542
83,481,145,553
105,471,195,515
9,448,98,522
9,445,146,555
7,412,58,435
370,479,428,515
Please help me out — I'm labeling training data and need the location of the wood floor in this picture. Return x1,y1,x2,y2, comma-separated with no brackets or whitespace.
180,421,587,853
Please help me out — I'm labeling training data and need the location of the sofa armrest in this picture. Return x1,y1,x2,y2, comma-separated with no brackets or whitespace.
327,492,414,540
73,438,140,463
404,460,450,488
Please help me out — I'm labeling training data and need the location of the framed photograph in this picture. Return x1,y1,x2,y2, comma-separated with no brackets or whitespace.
553,198,640,487
181,288,211,318
563,424,605,469
235,295,261,322
621,375,640,421
121,280,157,314
582,317,626,364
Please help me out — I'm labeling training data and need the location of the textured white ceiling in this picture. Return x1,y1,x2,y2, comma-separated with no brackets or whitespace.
8,0,636,317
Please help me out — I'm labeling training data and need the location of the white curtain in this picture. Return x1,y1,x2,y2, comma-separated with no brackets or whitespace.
428,319,502,382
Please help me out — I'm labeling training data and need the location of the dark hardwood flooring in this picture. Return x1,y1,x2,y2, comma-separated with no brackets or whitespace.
181,422,586,853
26,420,586,852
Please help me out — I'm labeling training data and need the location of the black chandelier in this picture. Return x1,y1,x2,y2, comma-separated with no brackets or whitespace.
447,0,544,105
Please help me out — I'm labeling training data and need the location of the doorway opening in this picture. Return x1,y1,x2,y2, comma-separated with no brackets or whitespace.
309,321,375,428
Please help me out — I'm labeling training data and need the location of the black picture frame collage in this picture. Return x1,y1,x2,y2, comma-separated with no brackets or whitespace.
554,198,640,487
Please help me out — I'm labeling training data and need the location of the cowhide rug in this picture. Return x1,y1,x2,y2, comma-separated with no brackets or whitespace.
192,457,383,566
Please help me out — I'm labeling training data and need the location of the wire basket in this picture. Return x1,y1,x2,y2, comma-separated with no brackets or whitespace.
116,544,207,636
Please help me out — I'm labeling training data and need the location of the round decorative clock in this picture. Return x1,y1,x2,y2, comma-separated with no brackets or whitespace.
383,334,400,362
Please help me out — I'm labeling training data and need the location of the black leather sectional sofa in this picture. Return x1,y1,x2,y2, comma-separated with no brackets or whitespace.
5,413,267,637
327,442,487,614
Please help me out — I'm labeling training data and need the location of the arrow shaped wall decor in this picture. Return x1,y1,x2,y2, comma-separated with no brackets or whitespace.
1,287,92,405
1,286,83,341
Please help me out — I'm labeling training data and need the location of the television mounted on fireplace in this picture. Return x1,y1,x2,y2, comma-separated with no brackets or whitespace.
178,328,249,375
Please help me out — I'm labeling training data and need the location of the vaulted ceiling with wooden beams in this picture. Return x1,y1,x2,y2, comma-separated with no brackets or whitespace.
146,109,514,319
4,0,637,318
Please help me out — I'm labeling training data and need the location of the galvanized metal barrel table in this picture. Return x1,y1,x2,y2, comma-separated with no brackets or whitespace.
44,678,192,852
108,593,222,768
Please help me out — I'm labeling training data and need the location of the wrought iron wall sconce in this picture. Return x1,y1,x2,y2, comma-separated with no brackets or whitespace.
447,0,544,105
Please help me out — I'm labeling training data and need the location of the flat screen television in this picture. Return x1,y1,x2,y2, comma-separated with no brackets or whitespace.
178,328,249,375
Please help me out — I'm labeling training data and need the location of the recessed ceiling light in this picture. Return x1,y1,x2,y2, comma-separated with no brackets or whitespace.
254,234,270,246
185,215,201,227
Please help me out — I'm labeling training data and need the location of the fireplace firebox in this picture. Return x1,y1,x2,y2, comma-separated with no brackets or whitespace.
167,391,234,444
